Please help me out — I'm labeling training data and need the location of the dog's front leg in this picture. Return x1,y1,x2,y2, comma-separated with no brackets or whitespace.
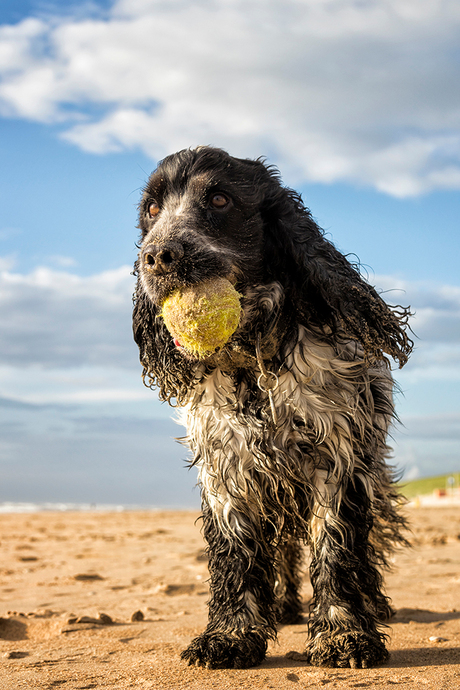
305,476,390,668
181,501,277,669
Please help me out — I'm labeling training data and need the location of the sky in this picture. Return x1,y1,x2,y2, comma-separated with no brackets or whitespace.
0,0,459,507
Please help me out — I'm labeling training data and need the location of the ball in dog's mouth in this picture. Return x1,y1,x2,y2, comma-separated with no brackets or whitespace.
160,277,242,359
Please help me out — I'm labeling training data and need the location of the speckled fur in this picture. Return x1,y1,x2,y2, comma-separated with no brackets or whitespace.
132,146,412,670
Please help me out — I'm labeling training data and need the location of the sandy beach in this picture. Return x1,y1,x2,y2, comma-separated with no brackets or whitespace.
0,505,459,689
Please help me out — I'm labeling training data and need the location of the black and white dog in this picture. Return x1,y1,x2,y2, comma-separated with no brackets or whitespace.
133,146,412,669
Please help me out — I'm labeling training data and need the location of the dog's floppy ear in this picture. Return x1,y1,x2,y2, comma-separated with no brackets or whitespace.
261,178,413,368
132,273,195,404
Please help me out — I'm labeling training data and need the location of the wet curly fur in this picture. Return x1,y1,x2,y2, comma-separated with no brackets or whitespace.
133,146,412,670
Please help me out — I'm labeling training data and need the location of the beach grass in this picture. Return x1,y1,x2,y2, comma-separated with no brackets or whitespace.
398,471,460,498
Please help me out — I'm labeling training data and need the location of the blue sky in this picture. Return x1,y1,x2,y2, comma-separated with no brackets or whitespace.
0,0,459,506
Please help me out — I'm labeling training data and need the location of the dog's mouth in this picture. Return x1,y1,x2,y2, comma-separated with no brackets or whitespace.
170,335,223,362
173,337,192,357
161,274,245,362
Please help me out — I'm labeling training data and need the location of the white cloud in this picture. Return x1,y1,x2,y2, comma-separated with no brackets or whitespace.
0,363,153,405
0,262,149,406
0,263,136,369
403,413,460,440
1,0,460,195
372,276,460,386
0,399,196,506
376,276,460,341
0,255,16,271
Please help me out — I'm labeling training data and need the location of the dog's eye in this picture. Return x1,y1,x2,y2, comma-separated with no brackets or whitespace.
210,193,230,209
148,201,160,218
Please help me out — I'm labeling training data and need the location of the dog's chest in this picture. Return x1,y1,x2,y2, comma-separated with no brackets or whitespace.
180,332,388,478
178,350,346,475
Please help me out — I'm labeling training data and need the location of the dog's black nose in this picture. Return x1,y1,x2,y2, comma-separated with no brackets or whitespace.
142,242,184,275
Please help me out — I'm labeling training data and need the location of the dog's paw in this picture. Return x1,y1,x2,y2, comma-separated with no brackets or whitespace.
305,630,389,668
181,631,267,669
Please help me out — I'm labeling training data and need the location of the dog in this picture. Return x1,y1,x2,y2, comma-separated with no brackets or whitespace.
132,146,412,669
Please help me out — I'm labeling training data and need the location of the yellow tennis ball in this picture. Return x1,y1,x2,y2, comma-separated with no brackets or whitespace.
160,277,242,358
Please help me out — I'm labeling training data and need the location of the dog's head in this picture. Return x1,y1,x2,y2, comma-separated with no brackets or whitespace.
133,147,280,401
133,146,413,403
136,146,279,306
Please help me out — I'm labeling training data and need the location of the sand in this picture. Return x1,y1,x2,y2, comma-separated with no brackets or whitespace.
0,505,459,689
